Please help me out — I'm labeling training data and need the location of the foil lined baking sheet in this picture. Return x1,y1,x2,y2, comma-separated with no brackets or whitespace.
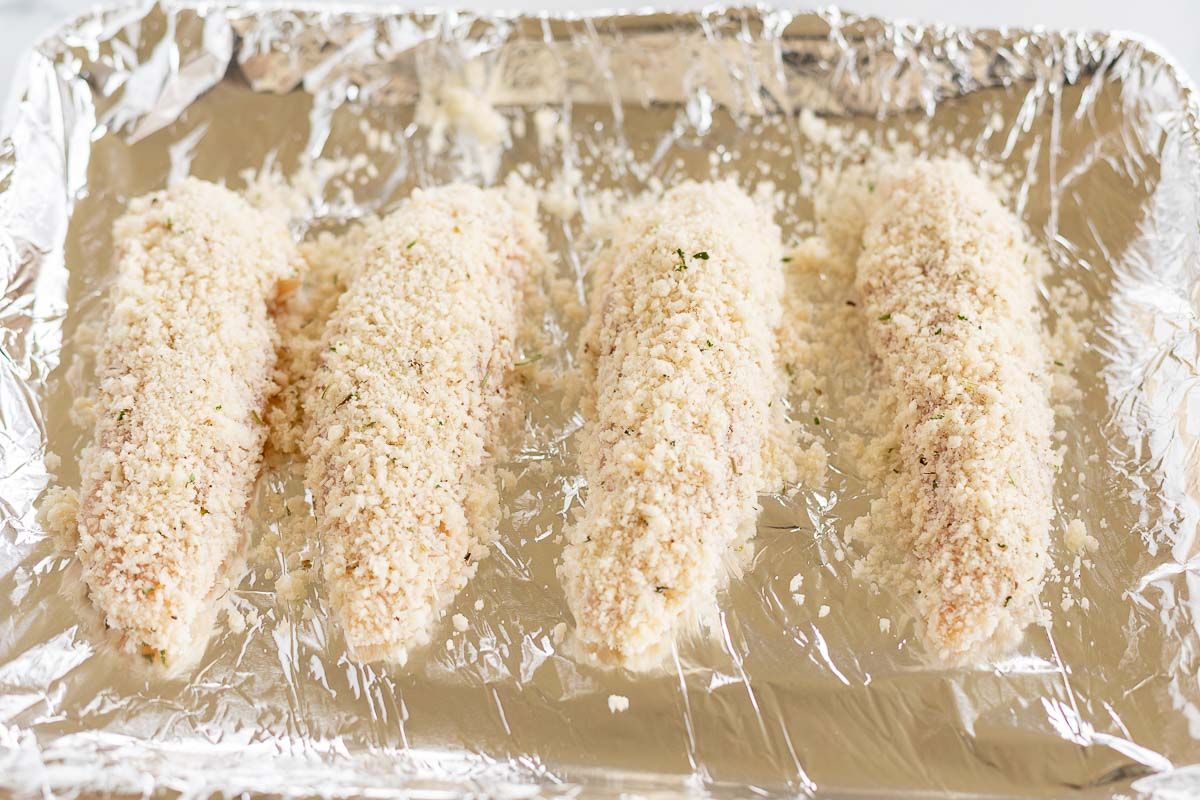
1,2,1199,797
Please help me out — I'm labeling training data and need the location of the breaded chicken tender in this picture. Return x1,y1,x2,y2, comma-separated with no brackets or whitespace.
560,180,787,667
75,178,296,669
302,184,544,664
849,160,1056,661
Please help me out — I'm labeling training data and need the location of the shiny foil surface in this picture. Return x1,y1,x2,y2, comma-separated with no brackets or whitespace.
1,2,1199,797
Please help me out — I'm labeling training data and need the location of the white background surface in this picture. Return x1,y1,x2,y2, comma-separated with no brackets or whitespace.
0,0,1196,99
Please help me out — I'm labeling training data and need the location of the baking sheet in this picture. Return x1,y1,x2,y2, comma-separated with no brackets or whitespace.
2,2,1200,797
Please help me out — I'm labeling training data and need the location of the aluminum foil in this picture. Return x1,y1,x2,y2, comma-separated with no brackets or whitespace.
2,2,1199,797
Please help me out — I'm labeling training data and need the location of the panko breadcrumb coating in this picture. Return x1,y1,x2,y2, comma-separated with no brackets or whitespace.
847,160,1056,661
560,180,787,667
74,178,296,669
302,184,544,664
267,222,378,455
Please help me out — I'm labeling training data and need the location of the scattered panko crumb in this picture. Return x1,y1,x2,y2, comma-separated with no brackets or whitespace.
551,622,568,645
1064,518,1100,555
879,617,891,633
274,569,313,603
226,604,247,635
788,573,803,593
607,694,630,713
36,486,80,552
533,107,567,150
70,395,98,429
542,167,582,220
818,605,831,618
793,594,805,606
452,613,470,633
414,61,508,176
473,598,485,611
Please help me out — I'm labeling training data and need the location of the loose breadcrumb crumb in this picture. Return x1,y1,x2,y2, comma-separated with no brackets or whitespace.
607,694,630,713
1064,518,1099,555
72,178,295,669
37,486,80,552
303,184,545,664
274,569,313,603
225,603,247,635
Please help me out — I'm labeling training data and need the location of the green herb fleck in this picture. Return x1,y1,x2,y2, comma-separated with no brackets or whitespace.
117,409,127,421
934,327,942,335
931,414,945,420
692,251,709,260
251,409,263,426
1003,595,1013,607
674,248,688,271
781,256,793,263
142,586,155,597
957,314,969,321
867,182,876,193
813,416,821,426
878,313,892,321
1053,360,1064,367
845,300,857,307
165,217,174,231
407,239,418,249
655,586,669,594
515,353,544,366
215,404,222,411
336,392,356,409
200,506,209,516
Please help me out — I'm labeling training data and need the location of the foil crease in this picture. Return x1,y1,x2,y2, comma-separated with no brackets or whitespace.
1,2,1199,797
